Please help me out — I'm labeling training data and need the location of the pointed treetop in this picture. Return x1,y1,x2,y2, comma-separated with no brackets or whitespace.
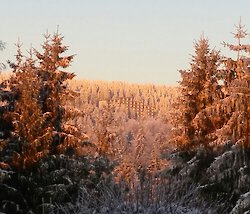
223,18,250,60
232,17,248,41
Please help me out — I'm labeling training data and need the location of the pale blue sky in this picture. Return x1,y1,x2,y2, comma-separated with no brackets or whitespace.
1,0,250,85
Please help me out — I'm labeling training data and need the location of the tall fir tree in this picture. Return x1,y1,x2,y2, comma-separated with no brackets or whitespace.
199,20,250,148
1,32,89,170
3,44,54,169
172,36,221,149
221,18,250,91
0,33,97,213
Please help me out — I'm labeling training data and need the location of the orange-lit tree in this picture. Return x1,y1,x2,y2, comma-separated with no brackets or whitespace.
193,20,250,148
0,33,95,213
173,36,221,149
34,32,89,156
2,44,53,169
1,33,88,170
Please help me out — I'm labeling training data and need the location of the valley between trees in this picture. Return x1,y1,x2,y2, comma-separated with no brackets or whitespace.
1,21,250,213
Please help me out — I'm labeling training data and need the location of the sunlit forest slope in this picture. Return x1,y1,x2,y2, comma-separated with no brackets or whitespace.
2,20,250,213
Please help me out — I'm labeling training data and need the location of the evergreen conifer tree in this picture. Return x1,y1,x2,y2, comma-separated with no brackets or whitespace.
206,20,250,147
3,44,54,169
192,20,250,148
34,32,83,155
173,36,221,149
1,32,89,170
0,32,95,213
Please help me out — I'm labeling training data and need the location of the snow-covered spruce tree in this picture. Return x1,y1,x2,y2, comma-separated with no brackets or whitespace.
221,19,250,92
34,32,89,156
172,36,222,150
165,21,250,213
191,60,250,212
112,118,169,207
0,33,95,213
2,44,56,170
222,19,250,149
86,105,121,186
1,33,89,170
193,20,250,148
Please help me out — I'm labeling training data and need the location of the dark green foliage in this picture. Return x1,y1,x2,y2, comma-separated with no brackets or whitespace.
0,155,112,213
164,145,250,213
169,22,250,212
0,33,102,213
3,20,250,213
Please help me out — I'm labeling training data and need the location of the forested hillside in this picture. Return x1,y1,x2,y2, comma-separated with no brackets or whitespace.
1,20,250,214
67,79,178,141
69,79,178,118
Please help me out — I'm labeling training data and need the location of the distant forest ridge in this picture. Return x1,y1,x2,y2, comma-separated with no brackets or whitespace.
0,71,179,120
68,78,179,119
